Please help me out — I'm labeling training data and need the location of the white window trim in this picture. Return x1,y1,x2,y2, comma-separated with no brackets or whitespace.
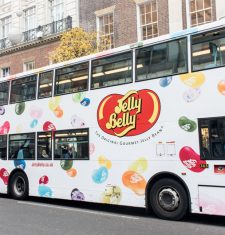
95,6,115,49
136,0,159,41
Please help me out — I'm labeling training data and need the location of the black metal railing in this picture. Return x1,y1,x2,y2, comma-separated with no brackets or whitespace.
0,16,72,49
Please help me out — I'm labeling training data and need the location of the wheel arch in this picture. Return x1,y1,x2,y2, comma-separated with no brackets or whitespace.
7,169,29,196
145,172,191,212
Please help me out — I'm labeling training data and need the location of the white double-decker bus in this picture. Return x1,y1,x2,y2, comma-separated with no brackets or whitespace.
1,20,225,220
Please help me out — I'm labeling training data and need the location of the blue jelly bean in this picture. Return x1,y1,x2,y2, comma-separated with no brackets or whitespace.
38,185,53,197
30,119,38,128
80,98,90,106
14,160,26,170
92,166,108,184
159,76,172,87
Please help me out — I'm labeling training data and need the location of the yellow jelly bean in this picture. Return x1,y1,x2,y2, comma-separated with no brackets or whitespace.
48,97,61,111
98,155,112,169
128,157,148,174
180,72,205,88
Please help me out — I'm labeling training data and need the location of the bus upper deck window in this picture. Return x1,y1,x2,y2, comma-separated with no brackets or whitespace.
10,75,37,104
38,71,53,99
55,62,89,96
0,81,9,106
192,28,225,71
136,38,187,81
91,52,132,89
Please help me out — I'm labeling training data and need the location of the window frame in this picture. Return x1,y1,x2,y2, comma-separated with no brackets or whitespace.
137,0,159,41
54,61,89,96
8,132,36,160
10,74,37,104
37,131,52,161
0,81,9,106
0,135,7,160
135,37,188,82
198,116,225,160
38,70,54,99
191,27,225,72
91,51,133,90
53,128,89,160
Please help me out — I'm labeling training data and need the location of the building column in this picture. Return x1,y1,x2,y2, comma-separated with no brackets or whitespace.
168,0,183,33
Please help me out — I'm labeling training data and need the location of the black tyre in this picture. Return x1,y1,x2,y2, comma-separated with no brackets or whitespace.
149,178,188,220
9,172,28,200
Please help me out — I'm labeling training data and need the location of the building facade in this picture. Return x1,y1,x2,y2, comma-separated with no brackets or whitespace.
0,0,225,77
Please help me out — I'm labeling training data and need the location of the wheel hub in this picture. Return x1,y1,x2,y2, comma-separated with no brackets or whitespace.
158,188,180,211
14,176,25,196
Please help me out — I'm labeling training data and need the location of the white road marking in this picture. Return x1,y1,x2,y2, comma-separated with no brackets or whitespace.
17,201,139,220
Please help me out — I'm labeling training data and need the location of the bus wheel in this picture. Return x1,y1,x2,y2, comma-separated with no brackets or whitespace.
9,172,28,200
149,178,188,220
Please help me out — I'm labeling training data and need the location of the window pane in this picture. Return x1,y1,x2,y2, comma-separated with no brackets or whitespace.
9,133,35,160
199,117,225,160
204,0,211,8
192,28,225,71
136,38,187,81
38,71,53,98
196,0,204,10
0,82,9,105
37,132,52,160
54,129,89,160
91,52,132,89
10,75,37,103
55,62,88,95
0,135,7,160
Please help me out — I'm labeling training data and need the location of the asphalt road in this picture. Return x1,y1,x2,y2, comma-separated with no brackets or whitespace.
0,195,224,235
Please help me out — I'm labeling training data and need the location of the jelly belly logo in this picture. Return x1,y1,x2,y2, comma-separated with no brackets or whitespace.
97,89,161,137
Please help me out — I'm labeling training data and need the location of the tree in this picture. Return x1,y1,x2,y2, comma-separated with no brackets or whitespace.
50,27,110,63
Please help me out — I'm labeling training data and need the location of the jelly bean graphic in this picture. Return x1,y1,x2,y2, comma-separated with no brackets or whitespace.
29,106,43,119
128,157,148,174
0,121,10,135
72,92,86,103
178,116,197,132
14,160,26,170
80,98,90,106
122,171,146,196
60,160,73,171
39,175,49,185
0,168,9,185
179,146,207,173
217,80,225,95
98,156,112,170
92,166,108,184
180,72,205,88
159,76,172,87
89,143,95,155
71,115,85,128
48,97,61,111
102,185,122,205
15,102,25,115
43,121,56,131
53,106,64,118
67,168,77,177
0,106,5,115
38,185,53,197
71,188,85,201
30,119,38,128
183,88,201,102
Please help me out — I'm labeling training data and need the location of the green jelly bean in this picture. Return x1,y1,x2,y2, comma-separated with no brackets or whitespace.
178,116,197,132
15,102,25,115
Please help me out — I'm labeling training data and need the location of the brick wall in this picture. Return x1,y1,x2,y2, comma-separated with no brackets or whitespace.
0,41,59,75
